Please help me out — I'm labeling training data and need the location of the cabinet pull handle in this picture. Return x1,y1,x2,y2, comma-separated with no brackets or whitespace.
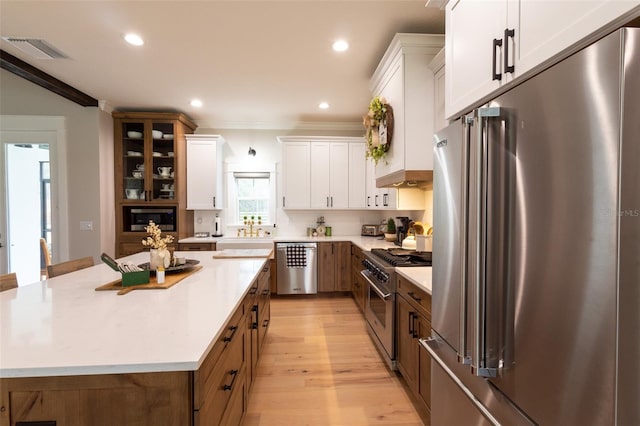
252,304,259,329
262,289,269,296
223,325,238,343
330,196,333,207
367,196,371,207
223,369,239,391
250,286,258,295
383,193,388,206
412,312,418,338
408,291,422,302
492,38,503,81
262,319,269,328
408,311,414,335
327,196,330,207
375,195,379,206
504,28,515,74
283,196,286,208
213,196,216,208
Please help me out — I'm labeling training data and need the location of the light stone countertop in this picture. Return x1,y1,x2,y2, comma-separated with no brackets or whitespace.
180,234,430,290
396,267,432,295
0,251,266,378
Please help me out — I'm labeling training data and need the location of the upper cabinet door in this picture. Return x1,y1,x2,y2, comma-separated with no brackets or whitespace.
515,0,640,75
446,0,640,119
310,143,331,209
116,118,179,203
445,0,506,119
348,143,367,209
282,141,311,209
329,143,349,209
186,135,224,210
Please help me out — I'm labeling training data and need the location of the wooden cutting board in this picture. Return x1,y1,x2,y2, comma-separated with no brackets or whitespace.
95,265,202,295
212,249,273,259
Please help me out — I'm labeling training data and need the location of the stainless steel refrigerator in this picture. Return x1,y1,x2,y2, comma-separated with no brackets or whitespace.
423,27,639,425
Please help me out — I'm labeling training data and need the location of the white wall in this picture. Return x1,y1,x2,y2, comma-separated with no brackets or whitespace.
0,69,108,262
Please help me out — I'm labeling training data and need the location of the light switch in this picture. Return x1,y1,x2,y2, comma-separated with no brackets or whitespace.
80,221,93,231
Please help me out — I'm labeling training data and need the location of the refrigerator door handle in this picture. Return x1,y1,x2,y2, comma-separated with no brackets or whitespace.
459,114,474,366
472,106,501,378
420,337,500,426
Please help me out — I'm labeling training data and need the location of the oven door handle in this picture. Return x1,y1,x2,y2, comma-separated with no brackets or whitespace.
360,270,392,299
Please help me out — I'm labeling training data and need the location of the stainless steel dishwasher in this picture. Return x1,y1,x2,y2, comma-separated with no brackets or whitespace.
276,242,317,294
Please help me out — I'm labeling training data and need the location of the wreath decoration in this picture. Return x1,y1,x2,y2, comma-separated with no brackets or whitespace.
363,96,394,165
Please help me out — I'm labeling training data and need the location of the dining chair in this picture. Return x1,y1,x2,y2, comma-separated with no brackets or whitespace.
40,238,51,280
47,256,94,278
0,272,18,292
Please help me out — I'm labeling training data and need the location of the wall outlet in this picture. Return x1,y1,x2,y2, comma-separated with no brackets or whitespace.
80,221,93,231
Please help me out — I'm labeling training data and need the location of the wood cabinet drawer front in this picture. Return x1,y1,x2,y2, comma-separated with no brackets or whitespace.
196,325,245,424
178,243,214,251
194,304,244,407
258,302,270,349
397,276,431,320
218,364,247,426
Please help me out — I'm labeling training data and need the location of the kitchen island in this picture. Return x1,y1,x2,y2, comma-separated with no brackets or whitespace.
0,251,269,425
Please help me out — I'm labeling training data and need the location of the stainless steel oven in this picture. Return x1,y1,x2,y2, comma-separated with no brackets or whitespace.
361,254,397,370
361,248,433,370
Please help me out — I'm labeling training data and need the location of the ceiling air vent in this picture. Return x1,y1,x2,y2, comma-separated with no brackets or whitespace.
2,37,67,59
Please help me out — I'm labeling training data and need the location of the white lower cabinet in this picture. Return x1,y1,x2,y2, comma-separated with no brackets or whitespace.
186,135,224,210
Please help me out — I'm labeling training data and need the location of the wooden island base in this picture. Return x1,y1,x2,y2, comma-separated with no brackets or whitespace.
1,372,192,426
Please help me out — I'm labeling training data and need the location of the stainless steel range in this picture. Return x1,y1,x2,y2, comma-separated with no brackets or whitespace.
360,248,432,370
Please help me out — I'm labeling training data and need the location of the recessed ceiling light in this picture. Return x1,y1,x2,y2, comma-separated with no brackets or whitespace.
319,102,330,109
124,33,144,46
190,99,203,108
332,40,349,52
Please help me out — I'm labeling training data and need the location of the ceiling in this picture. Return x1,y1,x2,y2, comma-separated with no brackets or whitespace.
0,1,444,129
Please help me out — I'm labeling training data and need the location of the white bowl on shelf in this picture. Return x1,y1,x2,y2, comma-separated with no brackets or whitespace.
168,151,174,157
152,130,163,139
127,131,142,139
127,151,142,156
163,134,174,140
152,152,162,157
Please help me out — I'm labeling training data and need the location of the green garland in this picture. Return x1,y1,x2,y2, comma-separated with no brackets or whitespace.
363,96,391,165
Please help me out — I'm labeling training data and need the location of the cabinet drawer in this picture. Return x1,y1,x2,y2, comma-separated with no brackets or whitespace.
194,303,245,408
178,243,215,251
196,329,245,425
258,302,270,349
397,275,431,320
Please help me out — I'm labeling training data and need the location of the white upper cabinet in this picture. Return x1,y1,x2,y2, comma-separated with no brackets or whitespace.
186,134,224,210
370,33,445,180
428,48,447,134
280,137,365,210
310,142,349,209
446,0,640,119
281,141,311,209
348,143,367,209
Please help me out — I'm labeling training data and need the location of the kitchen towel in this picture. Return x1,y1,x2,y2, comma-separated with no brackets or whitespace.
286,245,307,268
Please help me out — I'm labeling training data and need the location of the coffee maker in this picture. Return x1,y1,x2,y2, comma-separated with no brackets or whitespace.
394,216,411,247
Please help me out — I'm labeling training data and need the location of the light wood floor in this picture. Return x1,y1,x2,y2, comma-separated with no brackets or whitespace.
244,296,424,426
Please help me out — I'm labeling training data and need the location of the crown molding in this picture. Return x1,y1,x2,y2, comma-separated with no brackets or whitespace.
193,118,364,132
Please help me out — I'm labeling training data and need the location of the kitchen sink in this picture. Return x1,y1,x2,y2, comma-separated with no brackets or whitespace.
216,238,274,250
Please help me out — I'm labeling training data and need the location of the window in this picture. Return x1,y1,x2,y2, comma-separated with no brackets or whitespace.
234,172,270,224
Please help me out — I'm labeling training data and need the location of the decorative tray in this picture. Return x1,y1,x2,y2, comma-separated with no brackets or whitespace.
137,259,200,274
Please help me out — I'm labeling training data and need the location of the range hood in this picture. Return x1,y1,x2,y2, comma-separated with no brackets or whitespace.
376,170,433,189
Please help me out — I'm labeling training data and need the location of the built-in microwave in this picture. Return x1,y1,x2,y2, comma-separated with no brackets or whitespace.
128,207,176,232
